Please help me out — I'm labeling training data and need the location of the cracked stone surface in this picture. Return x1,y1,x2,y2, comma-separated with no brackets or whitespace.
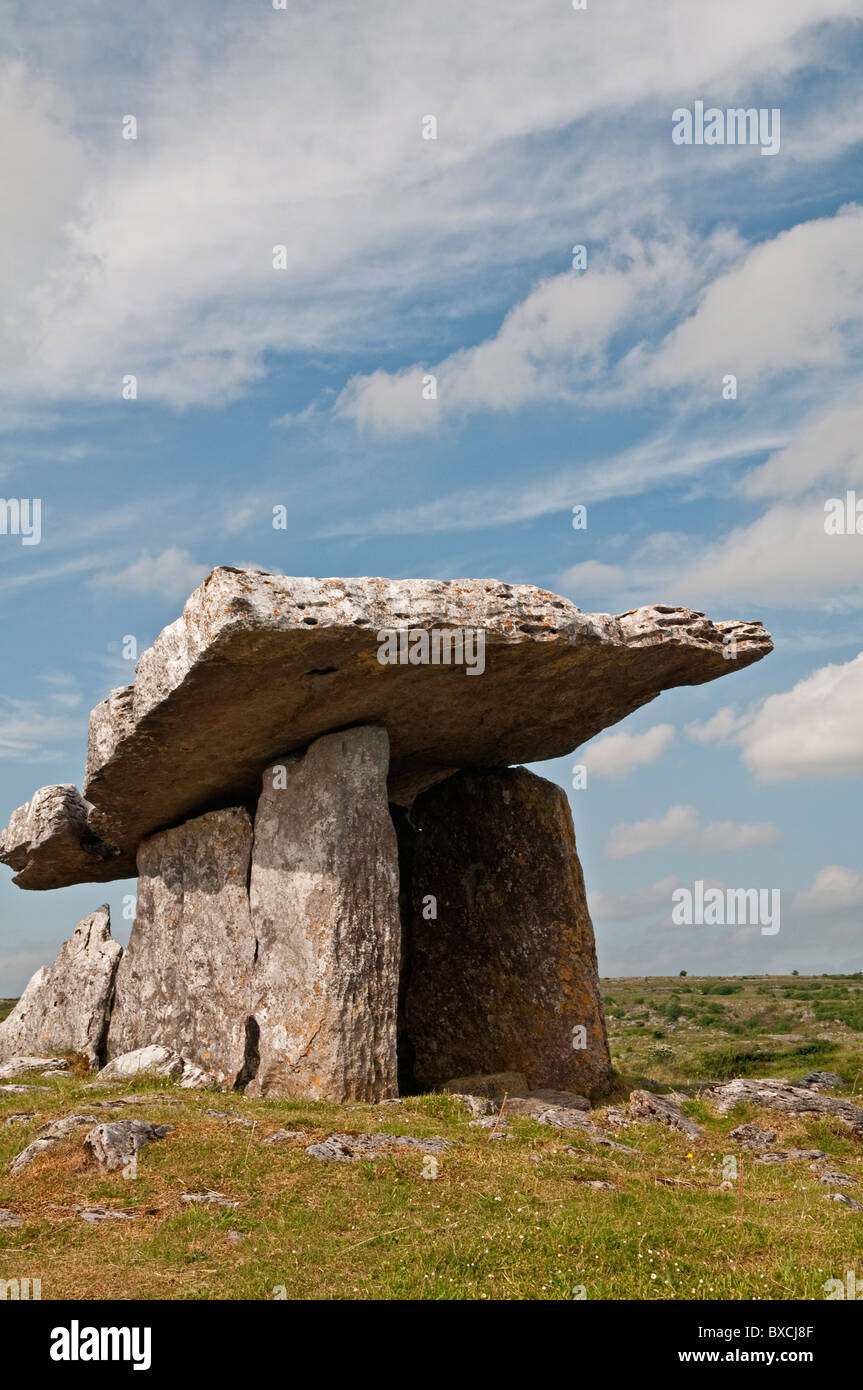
1,569,772,889
105,811,257,1088
246,726,401,1102
0,906,121,1068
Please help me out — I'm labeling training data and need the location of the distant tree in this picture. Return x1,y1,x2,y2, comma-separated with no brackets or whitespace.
679,970,688,977
792,969,799,976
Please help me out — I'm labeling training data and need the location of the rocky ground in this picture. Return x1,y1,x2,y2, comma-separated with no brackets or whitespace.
0,974,860,1301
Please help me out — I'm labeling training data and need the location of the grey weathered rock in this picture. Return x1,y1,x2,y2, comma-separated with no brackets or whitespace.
98,1045,184,1081
0,1056,67,1080
447,1094,495,1118
83,1120,173,1171
10,1137,60,1173
105,810,257,1088
246,727,401,1102
0,784,135,890
263,1129,306,1144
819,1171,856,1186
799,1071,844,1091
4,1113,35,1126
2,570,771,889
755,1149,825,1164
205,1109,253,1127
706,1078,863,1133
305,1132,452,1161
730,1123,777,1149
36,1113,100,1139
181,1191,237,1207
822,1193,863,1210
77,1207,136,1222
629,1089,703,1139
0,906,121,1068
405,769,611,1097
0,1209,22,1229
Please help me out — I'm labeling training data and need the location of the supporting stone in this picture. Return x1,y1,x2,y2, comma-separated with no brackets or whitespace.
105,808,257,1088
404,767,612,1098
0,905,122,1069
246,726,400,1102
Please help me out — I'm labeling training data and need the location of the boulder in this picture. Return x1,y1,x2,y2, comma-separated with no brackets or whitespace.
706,1078,863,1133
105,810,257,1087
97,1045,184,1081
0,1056,68,1080
0,906,121,1068
404,768,612,1097
629,1089,703,1139
1,570,771,888
246,726,401,1102
83,1120,173,1171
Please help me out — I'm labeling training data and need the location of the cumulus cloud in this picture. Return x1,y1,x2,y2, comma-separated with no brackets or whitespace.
588,876,682,922
581,723,675,781
793,865,863,915
604,804,781,857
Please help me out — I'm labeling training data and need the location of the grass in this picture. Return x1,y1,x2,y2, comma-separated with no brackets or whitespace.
1,974,861,1300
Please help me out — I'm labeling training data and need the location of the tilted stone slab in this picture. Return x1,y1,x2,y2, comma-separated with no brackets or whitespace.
246,725,401,1102
105,809,258,1088
404,767,612,1098
0,569,771,889
0,906,121,1069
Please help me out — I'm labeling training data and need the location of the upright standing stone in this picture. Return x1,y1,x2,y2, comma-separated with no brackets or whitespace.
105,808,257,1088
404,768,612,1098
247,726,400,1102
0,905,121,1069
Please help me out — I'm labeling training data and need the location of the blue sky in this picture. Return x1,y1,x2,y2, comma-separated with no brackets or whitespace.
1,0,862,991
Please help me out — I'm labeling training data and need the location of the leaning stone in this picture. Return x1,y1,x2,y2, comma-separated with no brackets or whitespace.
0,784,134,890
0,906,121,1068
97,1045,184,1082
406,769,611,1097
83,1120,173,1171
629,1089,703,1139
105,810,257,1088
246,727,401,1102
0,1209,23,1229
3,571,771,889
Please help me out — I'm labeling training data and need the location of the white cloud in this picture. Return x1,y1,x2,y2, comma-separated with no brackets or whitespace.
0,695,85,762
1,1,861,416
698,820,782,852
743,393,863,500
689,653,863,782
740,653,863,781
604,804,781,857
582,723,675,781
90,549,209,602
588,876,682,922
793,865,863,916
606,804,700,859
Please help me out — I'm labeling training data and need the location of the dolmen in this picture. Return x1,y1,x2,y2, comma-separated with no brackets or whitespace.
0,569,772,1102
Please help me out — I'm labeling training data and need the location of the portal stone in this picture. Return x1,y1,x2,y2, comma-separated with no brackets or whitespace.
246,726,400,1102
105,808,257,1088
404,767,612,1098
0,905,121,1069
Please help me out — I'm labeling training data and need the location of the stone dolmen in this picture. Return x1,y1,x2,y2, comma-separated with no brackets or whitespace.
0,569,771,1101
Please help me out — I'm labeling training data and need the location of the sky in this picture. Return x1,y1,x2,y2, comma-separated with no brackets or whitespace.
1,0,862,992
